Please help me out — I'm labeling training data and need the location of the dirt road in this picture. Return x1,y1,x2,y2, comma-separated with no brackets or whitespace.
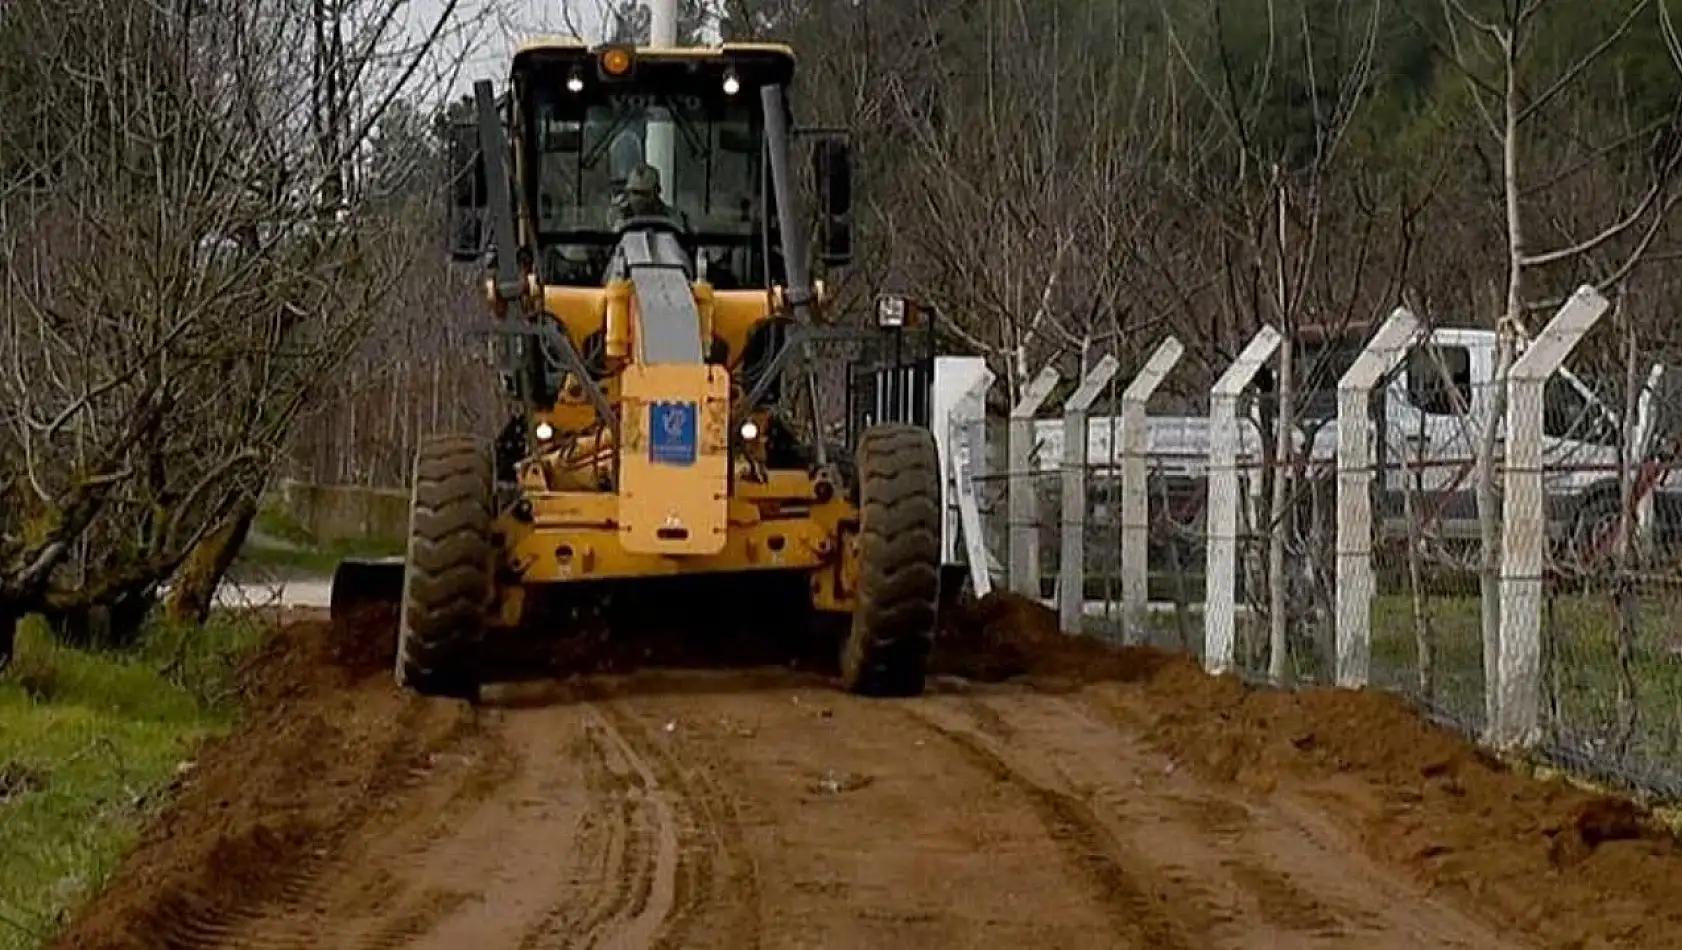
51,599,1682,950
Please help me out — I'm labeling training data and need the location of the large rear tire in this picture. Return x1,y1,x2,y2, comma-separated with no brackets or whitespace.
397,434,495,700
842,424,941,697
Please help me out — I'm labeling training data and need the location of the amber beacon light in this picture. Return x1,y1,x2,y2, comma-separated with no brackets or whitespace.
598,46,633,79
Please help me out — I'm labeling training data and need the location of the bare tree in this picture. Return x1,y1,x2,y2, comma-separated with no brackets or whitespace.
876,0,1168,399
1153,0,1407,681
0,0,499,659
1421,0,1682,730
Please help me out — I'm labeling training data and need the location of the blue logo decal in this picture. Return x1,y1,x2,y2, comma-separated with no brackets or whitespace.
649,400,698,466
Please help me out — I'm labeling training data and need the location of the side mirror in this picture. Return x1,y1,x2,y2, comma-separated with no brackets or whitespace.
821,216,852,266
811,136,852,268
447,117,487,262
540,119,582,153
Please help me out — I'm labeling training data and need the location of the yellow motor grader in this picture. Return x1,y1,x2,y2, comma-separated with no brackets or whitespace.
328,39,954,699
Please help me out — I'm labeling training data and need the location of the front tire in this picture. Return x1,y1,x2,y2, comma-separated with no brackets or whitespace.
842,424,942,697
396,434,495,700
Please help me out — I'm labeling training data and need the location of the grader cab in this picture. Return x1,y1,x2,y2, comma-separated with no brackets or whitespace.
328,40,953,700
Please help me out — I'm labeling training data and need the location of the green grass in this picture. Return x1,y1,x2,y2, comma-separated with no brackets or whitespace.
237,502,403,577
251,503,318,550
1113,570,1682,783
0,615,266,947
1369,589,1682,773
236,537,404,576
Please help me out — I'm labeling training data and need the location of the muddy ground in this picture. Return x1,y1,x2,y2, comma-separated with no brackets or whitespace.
48,594,1682,950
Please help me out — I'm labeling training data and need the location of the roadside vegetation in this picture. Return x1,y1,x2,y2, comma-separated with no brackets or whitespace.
233,501,406,580
0,616,266,948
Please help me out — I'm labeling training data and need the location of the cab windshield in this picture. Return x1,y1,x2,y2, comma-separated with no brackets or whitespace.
532,90,762,240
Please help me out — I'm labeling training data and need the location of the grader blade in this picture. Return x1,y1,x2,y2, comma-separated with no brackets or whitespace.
329,556,405,626
484,569,837,685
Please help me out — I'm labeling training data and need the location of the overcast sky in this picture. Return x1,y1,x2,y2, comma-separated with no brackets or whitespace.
404,0,613,101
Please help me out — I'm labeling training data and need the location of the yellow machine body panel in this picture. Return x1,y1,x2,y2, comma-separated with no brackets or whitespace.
490,462,860,629
530,285,783,438
708,290,779,356
495,486,853,581
617,363,731,556
544,286,607,344
538,286,772,363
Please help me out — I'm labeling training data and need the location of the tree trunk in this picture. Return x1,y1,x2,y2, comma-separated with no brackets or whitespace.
1268,335,1294,685
1404,408,1436,702
1267,173,1295,685
42,584,157,651
164,499,260,625
1613,313,1641,756
1479,35,1523,735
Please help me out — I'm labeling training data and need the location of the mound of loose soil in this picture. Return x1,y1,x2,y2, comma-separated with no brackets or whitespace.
50,614,477,950
318,602,399,679
940,591,1682,949
931,590,1175,684
1138,676,1682,947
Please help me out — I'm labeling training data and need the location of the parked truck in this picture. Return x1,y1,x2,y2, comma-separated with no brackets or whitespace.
1030,323,1682,573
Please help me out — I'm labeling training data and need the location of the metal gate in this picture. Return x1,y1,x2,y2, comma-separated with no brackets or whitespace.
845,308,937,448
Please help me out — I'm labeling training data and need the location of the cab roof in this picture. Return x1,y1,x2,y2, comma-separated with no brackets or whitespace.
511,37,796,67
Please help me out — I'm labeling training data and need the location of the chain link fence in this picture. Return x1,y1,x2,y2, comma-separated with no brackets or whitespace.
971,296,1682,799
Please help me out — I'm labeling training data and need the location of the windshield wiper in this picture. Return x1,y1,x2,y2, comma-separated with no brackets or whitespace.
663,97,706,156
581,113,634,170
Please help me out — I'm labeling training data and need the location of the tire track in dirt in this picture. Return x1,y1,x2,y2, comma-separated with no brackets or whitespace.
510,674,776,949
510,702,686,950
513,713,649,948
187,708,511,950
165,698,682,950
316,677,753,950
582,704,685,949
589,696,762,950
602,673,1130,948
905,692,1209,949
937,692,1344,938
346,706,653,950
141,698,489,950
907,686,1525,949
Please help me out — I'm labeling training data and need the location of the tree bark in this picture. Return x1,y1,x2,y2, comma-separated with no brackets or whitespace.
1478,30,1523,735
164,498,260,626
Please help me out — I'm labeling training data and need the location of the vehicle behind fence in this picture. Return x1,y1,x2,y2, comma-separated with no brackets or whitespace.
963,290,1682,800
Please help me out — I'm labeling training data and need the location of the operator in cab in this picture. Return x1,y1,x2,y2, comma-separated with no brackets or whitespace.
606,127,687,233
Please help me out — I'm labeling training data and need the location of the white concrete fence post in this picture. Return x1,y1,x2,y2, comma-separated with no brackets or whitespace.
1492,285,1609,748
946,371,996,599
1204,326,1283,674
1333,308,1421,688
1009,366,1061,598
1059,355,1121,633
1120,337,1184,645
